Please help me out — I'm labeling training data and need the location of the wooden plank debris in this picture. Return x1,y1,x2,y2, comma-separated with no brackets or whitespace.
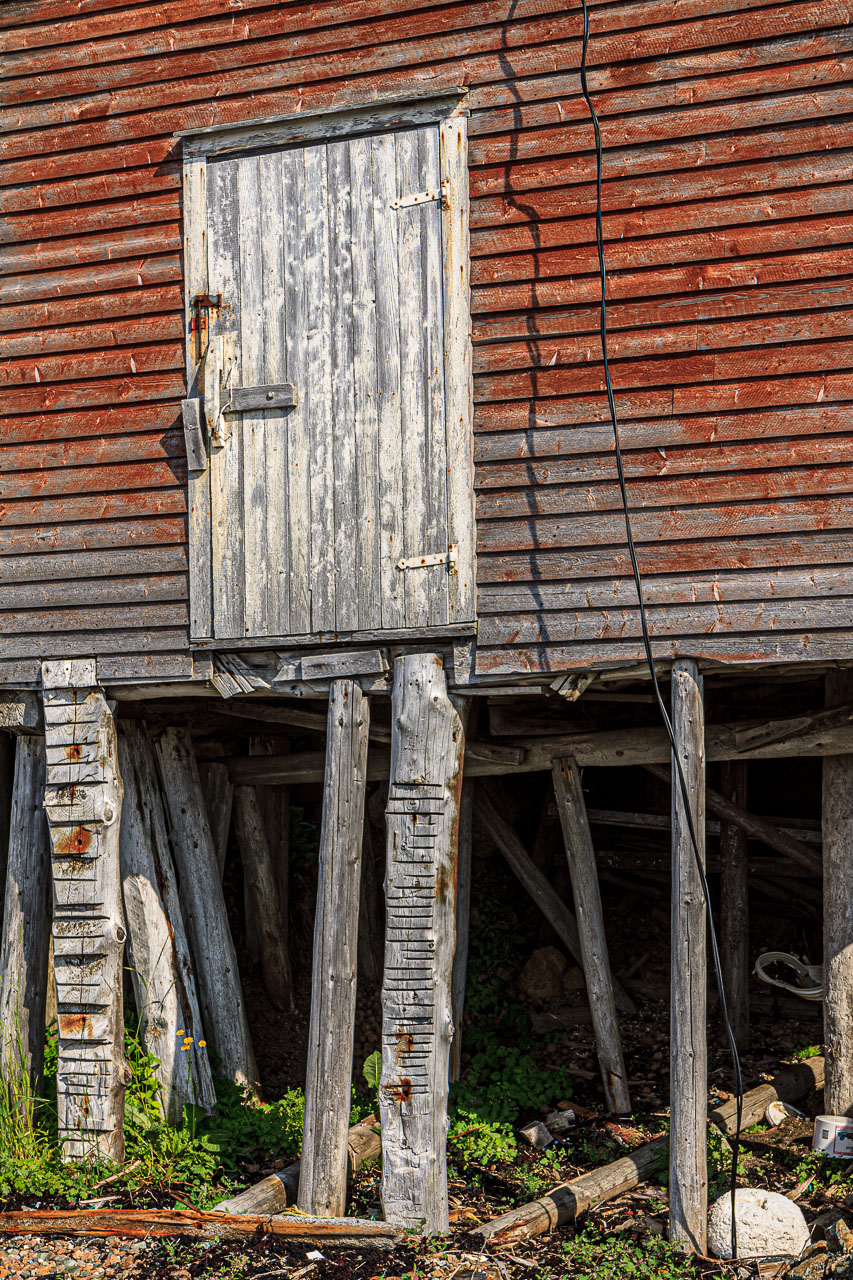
117,722,216,1120
155,727,258,1091
380,654,464,1234
41,660,127,1161
477,1058,825,1243
552,757,631,1114
0,736,51,1100
669,659,707,1254
299,679,370,1217
0,1208,402,1247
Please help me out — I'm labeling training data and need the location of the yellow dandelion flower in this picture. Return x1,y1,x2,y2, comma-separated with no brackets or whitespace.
180,1044,190,1051
176,1030,184,1037
198,1040,207,1048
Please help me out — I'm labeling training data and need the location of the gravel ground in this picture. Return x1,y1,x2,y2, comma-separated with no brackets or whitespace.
0,1238,154,1278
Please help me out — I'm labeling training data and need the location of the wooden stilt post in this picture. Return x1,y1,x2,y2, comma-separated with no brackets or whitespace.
380,654,465,1235
357,817,383,989
41,661,127,1162
0,735,51,1103
234,786,294,1013
823,669,853,1117
198,762,233,880
117,722,216,1120
450,779,474,1083
249,736,292,965
552,757,631,1114
669,659,708,1254
720,760,750,1048
0,732,14,908
156,727,258,1091
299,679,370,1217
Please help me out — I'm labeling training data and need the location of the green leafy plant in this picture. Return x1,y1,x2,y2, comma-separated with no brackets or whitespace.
558,1227,696,1279
362,1050,382,1112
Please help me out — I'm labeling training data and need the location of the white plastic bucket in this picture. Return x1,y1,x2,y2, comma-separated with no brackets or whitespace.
812,1115,853,1159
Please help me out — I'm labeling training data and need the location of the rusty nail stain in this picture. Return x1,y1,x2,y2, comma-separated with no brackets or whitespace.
66,744,82,761
55,826,93,857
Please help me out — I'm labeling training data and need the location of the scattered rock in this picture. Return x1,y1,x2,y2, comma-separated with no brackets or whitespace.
708,1188,810,1260
518,947,568,1004
518,1120,554,1150
828,1220,853,1255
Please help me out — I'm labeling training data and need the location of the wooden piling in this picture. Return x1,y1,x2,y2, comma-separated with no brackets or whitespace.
552,757,631,1114
719,760,750,1048
380,654,465,1234
117,722,215,1120
234,786,294,1013
42,661,127,1161
0,733,13,913
299,679,370,1218
669,659,708,1254
156,727,258,1092
0,736,51,1103
823,669,853,1117
449,778,474,1083
198,762,233,880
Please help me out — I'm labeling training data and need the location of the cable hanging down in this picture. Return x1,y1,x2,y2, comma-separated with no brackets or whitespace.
575,0,744,1256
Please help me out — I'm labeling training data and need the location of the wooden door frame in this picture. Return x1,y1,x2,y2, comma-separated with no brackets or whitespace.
178,89,475,647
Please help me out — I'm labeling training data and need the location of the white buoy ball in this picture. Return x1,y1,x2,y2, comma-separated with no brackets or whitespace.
708,1188,810,1260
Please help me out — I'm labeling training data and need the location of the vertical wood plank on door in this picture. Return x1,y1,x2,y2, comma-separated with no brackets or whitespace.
396,129,429,630
349,135,381,633
328,140,358,634
281,147,311,636
439,114,475,625
372,132,405,631
207,158,245,638
420,126,450,630
259,148,290,636
238,155,268,640
183,153,213,639
304,144,335,634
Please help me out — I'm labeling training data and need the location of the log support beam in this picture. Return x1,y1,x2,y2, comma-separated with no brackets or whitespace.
823,669,853,1117
552,757,631,1114
719,760,750,1048
156,727,257,1092
299,680,370,1218
380,654,465,1235
0,735,51,1106
449,778,474,1083
669,659,707,1253
118,722,215,1121
41,660,127,1161
234,785,294,1013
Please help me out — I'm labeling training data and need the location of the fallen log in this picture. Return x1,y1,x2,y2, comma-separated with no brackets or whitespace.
476,1057,824,1243
214,1117,381,1216
0,1207,401,1249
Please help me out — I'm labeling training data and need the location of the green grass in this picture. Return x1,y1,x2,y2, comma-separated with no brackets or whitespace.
552,1229,698,1280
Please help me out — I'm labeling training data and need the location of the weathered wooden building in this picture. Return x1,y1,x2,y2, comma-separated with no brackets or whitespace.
1,0,852,1252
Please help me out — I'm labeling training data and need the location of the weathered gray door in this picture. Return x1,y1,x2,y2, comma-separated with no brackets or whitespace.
185,109,474,644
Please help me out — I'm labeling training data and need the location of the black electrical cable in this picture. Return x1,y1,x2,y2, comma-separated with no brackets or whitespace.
576,0,744,1257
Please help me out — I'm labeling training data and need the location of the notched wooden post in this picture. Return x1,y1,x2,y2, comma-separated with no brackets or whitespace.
41,660,128,1162
669,659,708,1254
552,757,631,1114
380,654,465,1235
299,679,370,1218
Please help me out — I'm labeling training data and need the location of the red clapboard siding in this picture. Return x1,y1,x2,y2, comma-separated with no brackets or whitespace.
1,0,851,681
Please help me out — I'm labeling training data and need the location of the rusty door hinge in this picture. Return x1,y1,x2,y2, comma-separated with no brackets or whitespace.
396,546,457,572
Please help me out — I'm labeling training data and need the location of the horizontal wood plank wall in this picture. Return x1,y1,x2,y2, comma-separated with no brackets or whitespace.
0,0,851,680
